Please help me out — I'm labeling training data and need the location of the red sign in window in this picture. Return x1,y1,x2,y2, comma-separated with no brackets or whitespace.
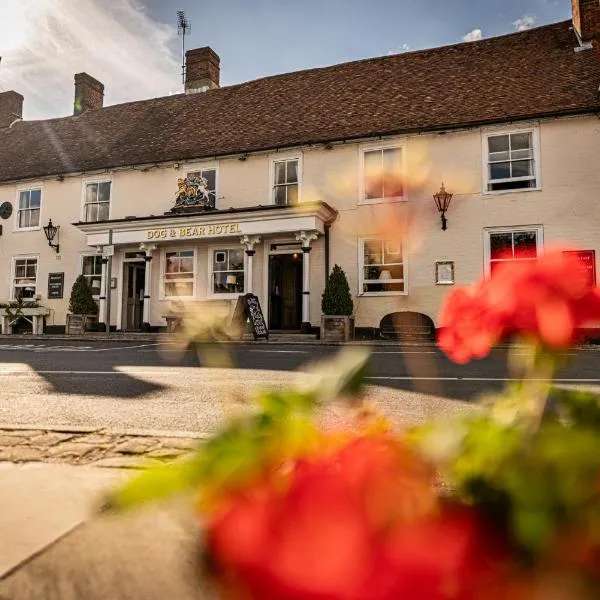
564,250,597,287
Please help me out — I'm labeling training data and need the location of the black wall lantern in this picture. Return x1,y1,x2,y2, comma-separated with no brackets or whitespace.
433,183,453,231
43,219,60,253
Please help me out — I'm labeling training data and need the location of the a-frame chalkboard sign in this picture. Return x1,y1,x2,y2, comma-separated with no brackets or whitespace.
231,293,269,340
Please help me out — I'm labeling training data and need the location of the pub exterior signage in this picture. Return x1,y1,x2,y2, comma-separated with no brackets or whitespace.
146,223,242,240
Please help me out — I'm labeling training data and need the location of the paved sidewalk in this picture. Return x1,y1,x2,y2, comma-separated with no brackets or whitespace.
0,425,202,468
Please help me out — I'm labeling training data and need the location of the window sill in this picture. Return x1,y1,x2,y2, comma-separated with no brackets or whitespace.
13,227,41,233
207,293,244,300
358,197,407,206
483,186,541,196
358,291,408,297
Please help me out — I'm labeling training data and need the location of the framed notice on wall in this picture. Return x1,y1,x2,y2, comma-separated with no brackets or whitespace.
47,272,65,299
563,250,596,287
435,261,455,285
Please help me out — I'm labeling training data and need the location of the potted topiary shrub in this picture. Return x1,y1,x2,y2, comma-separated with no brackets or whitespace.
66,275,99,334
320,264,355,341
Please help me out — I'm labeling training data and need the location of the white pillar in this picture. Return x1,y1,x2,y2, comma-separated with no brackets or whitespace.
295,231,319,333
98,249,108,329
240,235,261,294
140,243,157,331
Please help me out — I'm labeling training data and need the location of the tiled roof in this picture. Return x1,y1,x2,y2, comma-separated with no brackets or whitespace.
1,20,599,183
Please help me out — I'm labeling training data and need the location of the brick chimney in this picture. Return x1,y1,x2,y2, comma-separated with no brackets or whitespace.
74,73,104,116
185,47,220,93
0,91,23,128
572,0,600,43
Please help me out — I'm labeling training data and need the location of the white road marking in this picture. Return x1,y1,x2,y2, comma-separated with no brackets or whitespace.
367,376,600,382
0,370,182,376
248,350,310,354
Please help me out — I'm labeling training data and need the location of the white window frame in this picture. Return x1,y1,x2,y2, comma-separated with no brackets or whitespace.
11,255,39,301
207,244,246,299
184,163,219,209
270,155,302,206
483,225,544,278
80,253,104,299
14,186,42,232
358,141,407,205
357,237,408,297
81,178,112,223
159,248,197,300
482,127,541,195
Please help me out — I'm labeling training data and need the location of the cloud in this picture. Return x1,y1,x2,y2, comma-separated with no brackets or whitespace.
0,0,181,120
461,29,483,43
387,43,411,55
513,15,536,32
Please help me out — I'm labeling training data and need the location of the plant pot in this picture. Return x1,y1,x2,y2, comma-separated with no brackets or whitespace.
66,314,98,335
320,315,355,342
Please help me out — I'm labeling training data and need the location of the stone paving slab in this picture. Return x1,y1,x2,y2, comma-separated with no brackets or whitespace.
0,426,202,467
0,464,122,580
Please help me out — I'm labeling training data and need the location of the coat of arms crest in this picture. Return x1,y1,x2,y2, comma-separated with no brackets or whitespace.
172,175,214,211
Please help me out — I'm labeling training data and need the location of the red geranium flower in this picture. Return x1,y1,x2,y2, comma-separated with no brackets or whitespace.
438,249,600,363
205,434,509,600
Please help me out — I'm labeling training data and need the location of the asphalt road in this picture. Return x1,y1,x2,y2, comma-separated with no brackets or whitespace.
0,339,598,434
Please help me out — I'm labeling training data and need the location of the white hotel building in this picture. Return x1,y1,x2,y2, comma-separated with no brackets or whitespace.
0,0,599,337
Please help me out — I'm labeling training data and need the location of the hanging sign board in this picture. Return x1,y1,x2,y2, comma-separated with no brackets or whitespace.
47,272,65,299
564,250,596,287
102,245,114,257
231,294,268,340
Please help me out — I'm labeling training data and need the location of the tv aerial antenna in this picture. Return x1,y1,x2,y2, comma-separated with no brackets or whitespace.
177,10,191,84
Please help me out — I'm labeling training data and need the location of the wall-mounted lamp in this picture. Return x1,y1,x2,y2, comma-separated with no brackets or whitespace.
173,163,180,169
433,183,453,231
43,219,60,253
238,154,248,162
56,174,64,182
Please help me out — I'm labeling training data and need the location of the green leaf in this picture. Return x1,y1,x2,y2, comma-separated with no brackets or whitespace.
103,456,205,511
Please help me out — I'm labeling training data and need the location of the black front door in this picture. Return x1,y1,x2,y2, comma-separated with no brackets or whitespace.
125,263,145,330
269,253,303,331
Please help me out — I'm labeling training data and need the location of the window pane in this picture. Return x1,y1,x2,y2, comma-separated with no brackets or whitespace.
15,262,26,278
490,233,513,259
286,160,298,184
384,241,402,263
488,135,509,154
274,186,287,206
274,162,286,185
513,231,537,258
510,132,531,151
490,162,511,180
287,184,298,205
30,209,40,227
202,169,216,191
26,263,36,278
18,211,29,229
490,180,535,191
82,257,94,275
363,240,383,265
29,189,41,208
510,148,532,161
229,249,244,270
511,160,533,178
86,183,98,204
166,254,179,273
98,203,109,221
165,282,193,297
382,148,402,170
19,191,29,209
364,281,404,293
179,256,194,273
98,182,111,203
364,151,383,200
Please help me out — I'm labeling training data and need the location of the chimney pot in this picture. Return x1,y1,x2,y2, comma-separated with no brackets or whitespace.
0,91,24,128
572,0,600,42
185,47,220,93
74,72,104,115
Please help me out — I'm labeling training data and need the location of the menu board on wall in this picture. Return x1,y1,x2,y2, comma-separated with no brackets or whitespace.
564,250,596,287
47,273,65,299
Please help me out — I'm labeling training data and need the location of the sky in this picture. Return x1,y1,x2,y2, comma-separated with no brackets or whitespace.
0,0,571,120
